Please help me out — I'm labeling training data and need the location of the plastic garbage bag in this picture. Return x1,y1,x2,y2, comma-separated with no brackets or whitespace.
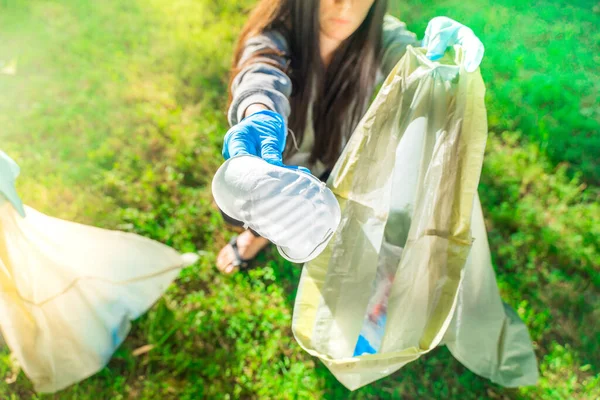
212,155,341,263
292,46,539,390
0,150,198,393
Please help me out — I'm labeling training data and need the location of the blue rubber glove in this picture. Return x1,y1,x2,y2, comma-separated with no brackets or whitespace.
0,150,26,217
422,16,485,73
223,110,310,174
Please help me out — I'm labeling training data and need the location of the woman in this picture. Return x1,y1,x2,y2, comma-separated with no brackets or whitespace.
216,0,484,274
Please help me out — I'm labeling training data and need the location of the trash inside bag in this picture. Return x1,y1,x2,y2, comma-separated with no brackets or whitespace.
212,155,341,263
353,242,402,356
0,150,198,393
292,46,539,390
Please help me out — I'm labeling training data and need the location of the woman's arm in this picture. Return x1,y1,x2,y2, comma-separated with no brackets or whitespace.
379,15,420,79
228,31,292,126
243,103,270,119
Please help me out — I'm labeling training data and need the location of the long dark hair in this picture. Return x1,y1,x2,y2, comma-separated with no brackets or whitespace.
229,0,387,170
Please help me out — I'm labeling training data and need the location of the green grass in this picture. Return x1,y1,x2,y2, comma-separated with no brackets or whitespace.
0,0,598,399
393,0,600,184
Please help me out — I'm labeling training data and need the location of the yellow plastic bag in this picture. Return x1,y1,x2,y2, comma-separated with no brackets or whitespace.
292,46,538,390
0,151,197,393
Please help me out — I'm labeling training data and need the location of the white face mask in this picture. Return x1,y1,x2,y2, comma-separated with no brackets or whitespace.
212,155,341,263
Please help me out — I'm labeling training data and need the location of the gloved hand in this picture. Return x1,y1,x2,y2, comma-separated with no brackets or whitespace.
222,110,310,174
422,16,485,73
0,150,26,217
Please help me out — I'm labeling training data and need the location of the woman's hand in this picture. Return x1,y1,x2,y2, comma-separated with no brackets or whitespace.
222,109,310,173
422,16,485,72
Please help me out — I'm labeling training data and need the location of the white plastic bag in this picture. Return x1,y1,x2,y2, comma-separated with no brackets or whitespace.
292,46,538,390
0,150,197,393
